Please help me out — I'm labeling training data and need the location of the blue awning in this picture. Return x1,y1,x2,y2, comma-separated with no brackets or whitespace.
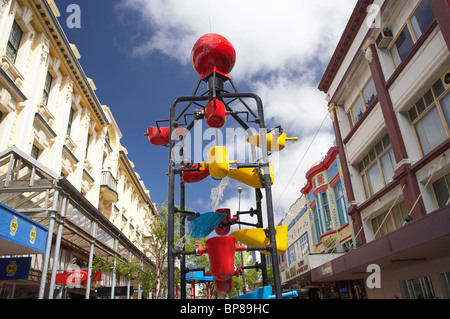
185,271,214,283
0,202,48,255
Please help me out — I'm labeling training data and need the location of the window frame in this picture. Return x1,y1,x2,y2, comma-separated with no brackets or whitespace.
370,201,407,239
333,180,348,227
346,77,377,130
5,20,23,63
431,172,450,209
388,0,435,69
408,77,450,157
41,72,53,106
359,135,396,199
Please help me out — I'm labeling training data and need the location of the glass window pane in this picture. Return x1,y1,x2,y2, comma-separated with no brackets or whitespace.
391,27,414,67
363,79,377,107
366,162,384,195
432,79,445,98
380,148,396,184
414,107,447,155
424,90,435,107
439,92,450,127
410,0,435,39
351,97,365,124
432,174,450,208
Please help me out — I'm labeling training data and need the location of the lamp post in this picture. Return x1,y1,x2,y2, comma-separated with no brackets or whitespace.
237,187,246,294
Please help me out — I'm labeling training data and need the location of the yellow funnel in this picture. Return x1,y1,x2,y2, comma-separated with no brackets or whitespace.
247,132,298,152
207,146,237,179
231,225,288,256
228,164,274,189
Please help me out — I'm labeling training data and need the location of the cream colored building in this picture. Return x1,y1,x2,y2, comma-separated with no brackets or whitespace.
0,0,158,299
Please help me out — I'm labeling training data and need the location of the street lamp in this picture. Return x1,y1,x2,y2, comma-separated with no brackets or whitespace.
237,187,246,294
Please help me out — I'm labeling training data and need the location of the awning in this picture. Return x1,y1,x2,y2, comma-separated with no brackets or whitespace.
0,202,48,255
186,271,214,283
311,206,450,282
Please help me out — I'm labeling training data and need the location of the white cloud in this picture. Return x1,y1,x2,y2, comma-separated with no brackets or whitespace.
119,0,357,223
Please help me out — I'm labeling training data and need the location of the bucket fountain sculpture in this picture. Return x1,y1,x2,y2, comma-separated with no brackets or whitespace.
146,33,298,299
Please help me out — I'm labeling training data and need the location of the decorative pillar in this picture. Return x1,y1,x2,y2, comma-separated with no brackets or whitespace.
365,41,426,219
428,0,450,50
328,103,366,244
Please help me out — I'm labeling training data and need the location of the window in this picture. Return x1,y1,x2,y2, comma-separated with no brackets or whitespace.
30,145,39,160
347,78,377,129
85,134,91,159
67,107,74,136
320,191,332,231
409,77,449,156
333,180,348,226
42,72,53,106
389,0,434,68
312,205,322,243
6,21,23,63
359,135,396,199
401,276,435,299
441,272,450,299
370,201,408,239
287,233,309,266
432,173,450,209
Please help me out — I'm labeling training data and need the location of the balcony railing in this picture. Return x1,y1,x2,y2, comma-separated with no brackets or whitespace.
100,171,118,202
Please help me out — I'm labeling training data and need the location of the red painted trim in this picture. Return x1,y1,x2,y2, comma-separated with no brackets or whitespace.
320,230,337,240
313,184,329,197
428,0,450,51
319,0,375,93
305,147,338,181
329,173,341,187
337,222,350,232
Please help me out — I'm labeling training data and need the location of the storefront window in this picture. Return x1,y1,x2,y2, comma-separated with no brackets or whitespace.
401,275,435,299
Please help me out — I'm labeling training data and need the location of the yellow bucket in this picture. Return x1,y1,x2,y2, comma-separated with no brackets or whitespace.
207,146,237,179
231,225,288,256
247,132,298,152
228,164,274,189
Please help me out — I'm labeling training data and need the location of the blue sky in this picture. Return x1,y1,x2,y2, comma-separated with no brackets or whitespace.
57,0,357,226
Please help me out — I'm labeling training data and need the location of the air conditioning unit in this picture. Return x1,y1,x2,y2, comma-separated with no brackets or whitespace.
376,29,393,49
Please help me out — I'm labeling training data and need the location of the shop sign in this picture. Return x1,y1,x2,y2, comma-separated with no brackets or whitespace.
283,257,310,281
0,257,31,280
55,269,102,286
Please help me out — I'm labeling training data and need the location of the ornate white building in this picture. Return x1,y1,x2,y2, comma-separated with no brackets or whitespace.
0,0,158,299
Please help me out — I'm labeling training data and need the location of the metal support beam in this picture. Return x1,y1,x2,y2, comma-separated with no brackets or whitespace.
48,193,68,299
39,188,60,299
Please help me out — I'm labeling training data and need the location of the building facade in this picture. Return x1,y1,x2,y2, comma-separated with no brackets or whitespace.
301,146,352,254
279,147,366,299
0,0,158,299
316,0,450,299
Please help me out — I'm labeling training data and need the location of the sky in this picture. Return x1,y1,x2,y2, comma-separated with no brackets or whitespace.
57,0,358,227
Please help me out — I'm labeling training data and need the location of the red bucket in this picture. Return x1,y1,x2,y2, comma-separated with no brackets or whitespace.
205,99,227,129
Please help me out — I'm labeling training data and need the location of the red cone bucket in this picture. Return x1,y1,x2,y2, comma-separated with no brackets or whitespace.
199,236,246,295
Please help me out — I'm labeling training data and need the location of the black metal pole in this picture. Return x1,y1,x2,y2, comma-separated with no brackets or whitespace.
180,180,186,299
167,103,176,299
255,189,269,287
168,95,211,299
221,92,282,299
